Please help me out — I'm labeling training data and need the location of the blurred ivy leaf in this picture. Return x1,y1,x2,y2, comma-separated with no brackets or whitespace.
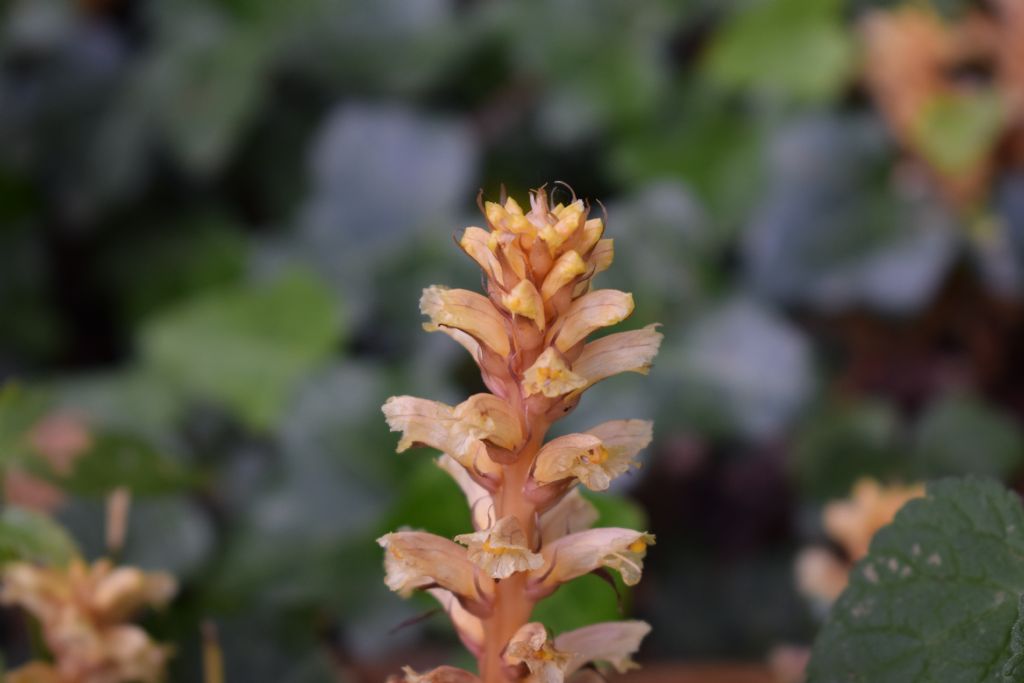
0,506,78,566
382,457,472,539
703,0,854,103
140,270,343,431
911,394,1024,481
582,490,647,531
911,91,1005,176
807,478,1024,682
792,400,904,501
49,432,196,496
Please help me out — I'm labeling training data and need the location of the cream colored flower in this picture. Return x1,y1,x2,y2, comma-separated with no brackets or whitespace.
540,251,587,301
378,531,491,603
571,324,663,391
382,394,522,476
502,280,546,330
533,420,651,491
795,547,850,604
824,479,924,560
504,622,572,683
391,665,481,683
455,516,543,580
551,290,634,353
539,489,599,546
522,348,588,398
421,286,511,357
554,620,651,675
533,528,654,588
459,227,505,287
1,559,175,683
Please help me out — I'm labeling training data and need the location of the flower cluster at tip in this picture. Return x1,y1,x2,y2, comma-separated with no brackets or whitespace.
379,186,663,682
1,558,177,683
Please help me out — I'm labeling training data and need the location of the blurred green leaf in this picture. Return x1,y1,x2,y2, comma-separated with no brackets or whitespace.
792,400,904,501
911,91,1005,176
49,432,196,496
382,457,472,539
583,490,647,531
140,270,343,430
807,478,1024,681
0,506,78,566
704,0,854,103
0,383,49,470
911,393,1024,480
532,573,626,636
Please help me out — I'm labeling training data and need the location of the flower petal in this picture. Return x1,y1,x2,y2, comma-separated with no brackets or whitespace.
6,662,63,683
589,239,614,275
505,622,572,683
541,251,587,301
555,620,651,675
378,531,490,601
824,479,924,560
522,348,588,398
533,528,654,588
455,516,543,579
382,396,454,453
421,286,510,357
460,227,505,287
437,455,493,531
427,588,485,655
583,419,652,476
393,665,481,683
795,547,849,604
453,393,523,452
551,290,634,352
502,280,546,330
533,433,608,489
539,489,599,545
92,566,176,621
571,324,663,390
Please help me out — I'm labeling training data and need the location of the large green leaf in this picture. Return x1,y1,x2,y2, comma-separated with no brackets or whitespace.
0,506,78,566
808,478,1024,682
139,270,342,430
703,0,854,103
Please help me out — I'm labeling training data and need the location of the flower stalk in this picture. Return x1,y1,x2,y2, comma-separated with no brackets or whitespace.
381,186,662,683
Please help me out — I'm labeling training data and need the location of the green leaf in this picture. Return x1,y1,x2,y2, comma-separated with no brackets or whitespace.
0,506,78,566
807,478,1024,682
703,0,855,103
139,270,343,430
911,91,1005,175
0,383,50,470
912,394,1024,480
46,432,197,496
382,457,472,539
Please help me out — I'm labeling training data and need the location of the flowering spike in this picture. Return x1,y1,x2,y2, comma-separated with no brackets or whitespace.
379,185,657,682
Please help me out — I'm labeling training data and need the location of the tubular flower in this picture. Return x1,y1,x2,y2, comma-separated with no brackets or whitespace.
455,517,543,580
796,478,924,604
0,558,176,683
379,186,657,682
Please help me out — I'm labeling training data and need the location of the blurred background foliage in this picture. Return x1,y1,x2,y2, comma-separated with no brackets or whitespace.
1,0,1024,680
